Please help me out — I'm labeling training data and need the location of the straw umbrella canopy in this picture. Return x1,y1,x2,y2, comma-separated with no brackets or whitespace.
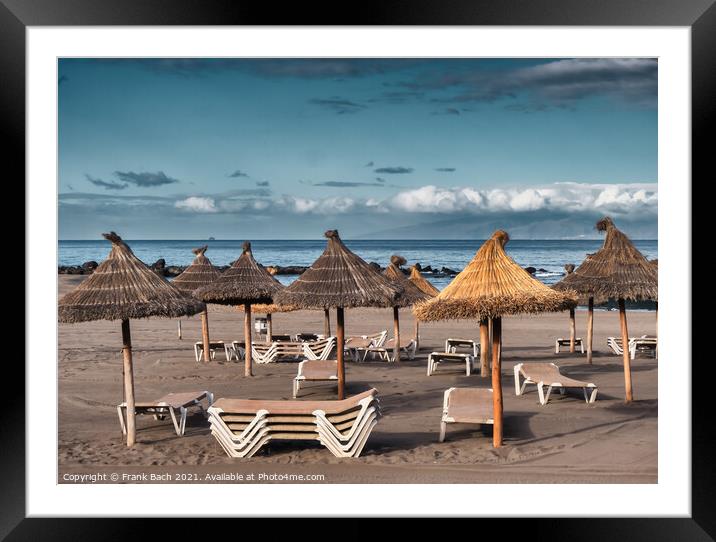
415,230,577,447
171,245,221,361
407,265,440,351
58,232,206,446
552,217,657,402
194,241,282,377
274,230,404,398
384,256,431,361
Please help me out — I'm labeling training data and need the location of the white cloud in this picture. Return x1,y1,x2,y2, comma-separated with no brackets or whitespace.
175,196,218,213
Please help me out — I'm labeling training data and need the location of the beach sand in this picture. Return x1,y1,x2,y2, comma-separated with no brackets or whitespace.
58,275,657,484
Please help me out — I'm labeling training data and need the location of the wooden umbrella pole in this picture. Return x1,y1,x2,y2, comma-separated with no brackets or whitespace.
324,308,331,337
336,307,345,399
619,299,634,402
177,320,182,340
200,308,211,363
414,319,420,351
479,318,490,377
587,297,594,364
569,308,576,353
244,303,253,377
266,313,273,343
393,306,401,362
491,317,503,448
121,319,136,447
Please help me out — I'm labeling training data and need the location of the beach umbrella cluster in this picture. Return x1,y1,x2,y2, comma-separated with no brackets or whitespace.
415,230,578,447
58,232,205,446
171,245,221,361
384,255,432,361
194,241,283,377
553,217,658,402
274,230,403,399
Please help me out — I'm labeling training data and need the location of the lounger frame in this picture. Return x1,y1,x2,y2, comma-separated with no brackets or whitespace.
514,363,597,405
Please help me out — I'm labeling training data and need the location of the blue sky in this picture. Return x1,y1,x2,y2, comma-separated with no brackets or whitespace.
58,58,657,239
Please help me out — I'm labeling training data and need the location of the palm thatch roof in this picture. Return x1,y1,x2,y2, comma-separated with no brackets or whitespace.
552,217,658,303
273,230,404,309
58,232,206,323
193,241,283,305
384,255,432,307
171,245,221,295
408,265,440,297
414,230,577,321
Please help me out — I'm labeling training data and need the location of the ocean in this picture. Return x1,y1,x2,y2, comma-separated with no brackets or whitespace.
58,239,658,296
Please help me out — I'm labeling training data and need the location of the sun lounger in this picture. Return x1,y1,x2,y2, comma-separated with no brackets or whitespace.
629,337,657,359
193,341,225,362
293,359,338,397
607,335,650,356
345,331,388,361
208,389,381,458
225,341,245,361
252,341,306,364
439,387,494,442
302,336,336,360
445,338,480,357
514,363,598,405
555,337,585,353
427,352,474,376
117,390,214,437
363,338,417,362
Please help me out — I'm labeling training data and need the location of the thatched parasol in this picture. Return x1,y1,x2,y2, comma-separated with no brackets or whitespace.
274,230,403,398
415,230,577,447
384,255,431,361
58,232,205,446
171,245,221,361
407,265,440,351
194,241,282,377
552,217,657,402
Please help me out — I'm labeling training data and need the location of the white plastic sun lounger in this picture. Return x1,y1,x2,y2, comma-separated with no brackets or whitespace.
608,335,650,357
117,390,214,436
207,389,380,458
193,341,225,362
555,337,585,353
345,331,388,361
362,338,417,362
514,363,598,405
293,359,338,397
427,352,474,376
224,341,245,361
629,337,657,360
439,387,494,442
302,336,336,360
252,341,306,364
445,338,480,358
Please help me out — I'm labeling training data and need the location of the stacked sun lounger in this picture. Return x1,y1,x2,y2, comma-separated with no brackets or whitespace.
302,336,336,360
252,341,306,363
207,389,381,458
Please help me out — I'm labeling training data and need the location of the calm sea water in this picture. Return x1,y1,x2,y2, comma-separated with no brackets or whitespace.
58,239,658,293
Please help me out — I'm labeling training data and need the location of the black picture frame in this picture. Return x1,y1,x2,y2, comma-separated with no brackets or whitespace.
5,0,710,537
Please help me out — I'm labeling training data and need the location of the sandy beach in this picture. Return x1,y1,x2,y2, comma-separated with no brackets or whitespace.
58,274,658,484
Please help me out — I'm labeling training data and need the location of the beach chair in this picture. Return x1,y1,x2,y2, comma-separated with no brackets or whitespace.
207,389,381,458
514,363,598,405
345,331,388,361
363,338,418,362
439,387,494,442
193,340,225,362
252,341,306,364
303,336,336,360
607,335,651,357
445,338,480,358
293,359,338,397
225,341,245,361
117,390,214,437
629,337,657,360
427,352,474,376
555,337,585,353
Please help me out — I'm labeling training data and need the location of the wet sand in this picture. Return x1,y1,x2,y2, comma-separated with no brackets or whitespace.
58,275,658,484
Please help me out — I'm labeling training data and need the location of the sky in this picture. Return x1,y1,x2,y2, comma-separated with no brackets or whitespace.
58,58,658,240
